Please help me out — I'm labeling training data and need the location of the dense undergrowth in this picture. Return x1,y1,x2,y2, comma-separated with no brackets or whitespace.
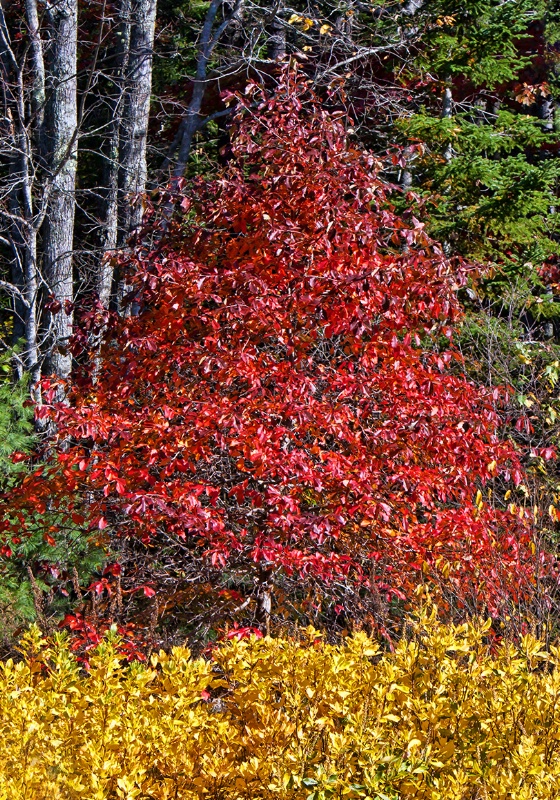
3,609,560,799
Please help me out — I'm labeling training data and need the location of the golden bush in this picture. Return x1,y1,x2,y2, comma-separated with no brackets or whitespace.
2,609,560,799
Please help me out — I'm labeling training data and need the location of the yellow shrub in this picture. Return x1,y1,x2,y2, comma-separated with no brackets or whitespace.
2,610,560,799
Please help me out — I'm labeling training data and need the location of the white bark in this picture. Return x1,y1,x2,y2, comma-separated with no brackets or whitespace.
43,0,78,379
100,0,157,313
0,6,42,387
98,0,132,307
118,0,157,243
442,85,453,163
25,0,46,134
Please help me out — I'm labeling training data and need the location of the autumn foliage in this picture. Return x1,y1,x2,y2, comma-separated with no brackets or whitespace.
0,71,545,636
4,614,560,799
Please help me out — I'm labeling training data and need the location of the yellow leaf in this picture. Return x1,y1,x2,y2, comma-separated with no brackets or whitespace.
408,738,422,749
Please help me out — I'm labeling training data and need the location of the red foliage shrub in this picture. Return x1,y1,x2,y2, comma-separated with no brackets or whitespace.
1,70,543,634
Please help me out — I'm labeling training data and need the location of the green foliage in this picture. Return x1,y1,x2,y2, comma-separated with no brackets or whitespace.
400,111,560,265
153,0,208,91
0,353,34,488
0,358,37,642
0,524,106,652
544,0,560,95
0,353,106,647
416,0,539,87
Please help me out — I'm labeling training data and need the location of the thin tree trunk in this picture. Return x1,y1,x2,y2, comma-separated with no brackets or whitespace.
539,93,556,338
538,94,554,132
169,0,242,181
442,84,453,163
43,0,78,380
0,5,41,386
25,0,46,138
441,82,454,255
108,0,157,313
268,3,286,61
473,94,486,125
98,0,132,307
442,85,453,118
400,145,414,192
170,0,223,182
23,229,41,388
403,0,424,13
23,1,44,387
118,0,157,244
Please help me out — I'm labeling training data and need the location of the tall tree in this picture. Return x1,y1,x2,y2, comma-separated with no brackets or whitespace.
98,0,132,308
98,0,158,308
42,0,78,380
118,0,157,241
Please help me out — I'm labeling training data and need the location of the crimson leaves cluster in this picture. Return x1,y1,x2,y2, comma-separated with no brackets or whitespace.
1,71,544,634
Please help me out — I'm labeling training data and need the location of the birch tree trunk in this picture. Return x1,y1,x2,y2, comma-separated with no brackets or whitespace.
0,4,42,387
118,0,157,244
442,84,453,163
98,0,156,312
43,0,78,379
25,0,46,138
98,0,132,308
